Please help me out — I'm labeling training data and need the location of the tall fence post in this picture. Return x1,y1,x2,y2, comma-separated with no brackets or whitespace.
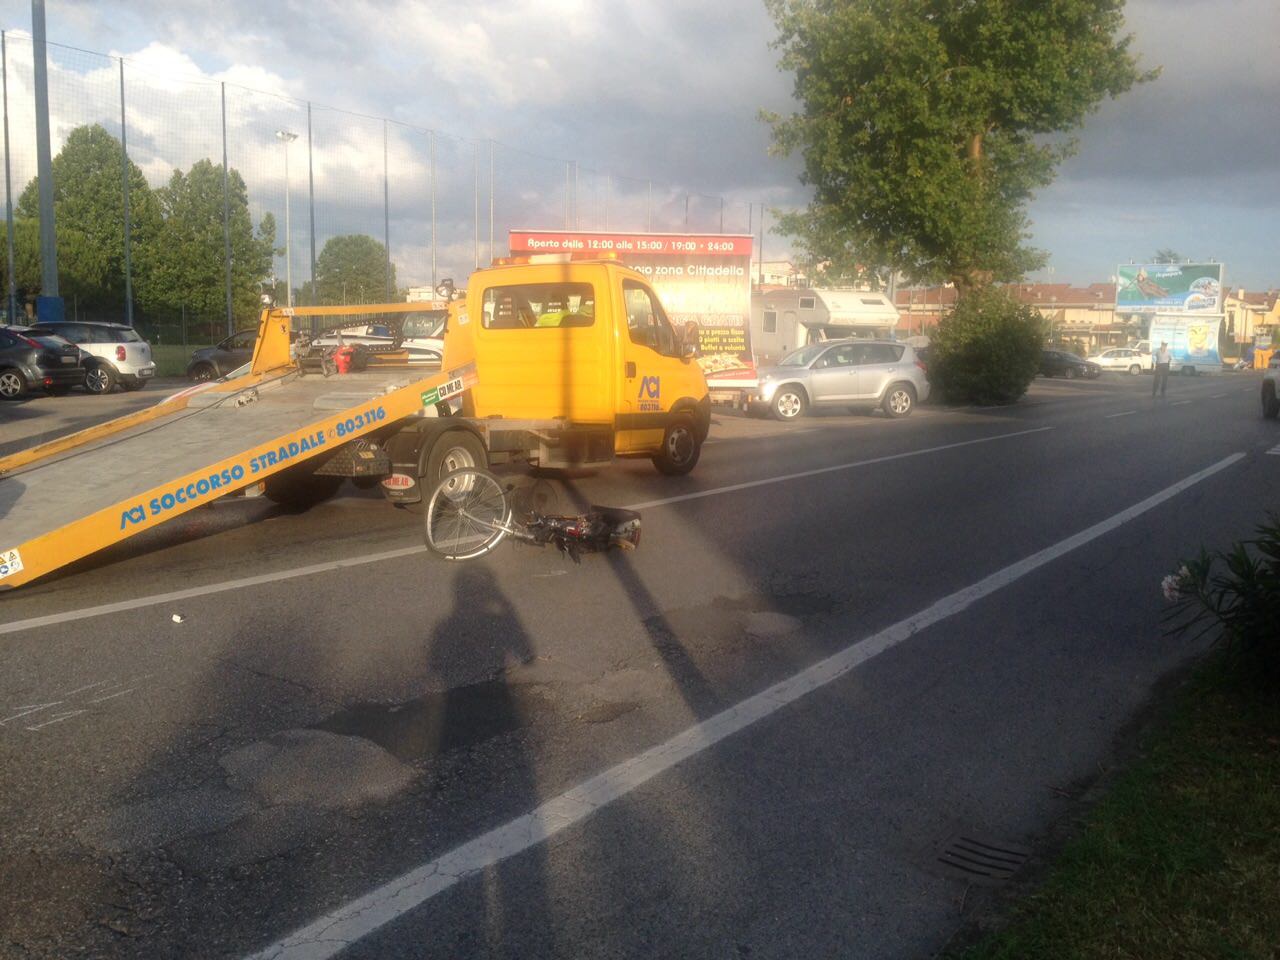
473,142,479,269
221,82,233,336
719,196,724,234
32,0,58,298
758,203,766,284
2,31,17,323
488,139,494,264
118,57,133,326
429,130,436,287
383,118,391,300
646,180,652,233
604,174,610,231
307,101,316,311
564,161,571,229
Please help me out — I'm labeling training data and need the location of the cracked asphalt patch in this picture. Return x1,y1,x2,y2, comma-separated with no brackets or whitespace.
220,729,416,808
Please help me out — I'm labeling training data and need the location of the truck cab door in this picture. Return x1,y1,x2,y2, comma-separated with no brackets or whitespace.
617,280,682,454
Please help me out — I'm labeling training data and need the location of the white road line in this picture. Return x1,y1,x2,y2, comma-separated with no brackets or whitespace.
0,546,428,638
626,426,1051,511
1209,393,1228,399
87,688,136,704
1105,411,1136,419
62,679,111,696
1,427,1050,637
25,709,86,731
245,451,1245,960
0,702,62,725
1170,400,1192,407
1267,443,1280,456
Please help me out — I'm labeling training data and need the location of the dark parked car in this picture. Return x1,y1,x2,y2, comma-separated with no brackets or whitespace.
1040,350,1100,380
187,330,257,381
0,326,84,399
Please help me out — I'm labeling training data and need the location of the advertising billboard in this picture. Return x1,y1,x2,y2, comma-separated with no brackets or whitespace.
1116,263,1224,314
508,230,756,388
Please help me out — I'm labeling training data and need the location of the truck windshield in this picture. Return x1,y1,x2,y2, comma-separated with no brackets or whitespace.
482,283,595,329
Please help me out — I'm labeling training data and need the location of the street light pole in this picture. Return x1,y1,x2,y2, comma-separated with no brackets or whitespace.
275,129,298,307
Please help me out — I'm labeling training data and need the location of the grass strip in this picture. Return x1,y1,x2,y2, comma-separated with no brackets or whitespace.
952,662,1280,960
151,343,210,377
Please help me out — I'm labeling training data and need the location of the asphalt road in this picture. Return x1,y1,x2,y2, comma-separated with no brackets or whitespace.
2,371,1278,959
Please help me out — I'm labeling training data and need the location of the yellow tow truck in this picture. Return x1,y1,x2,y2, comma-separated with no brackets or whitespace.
0,254,708,589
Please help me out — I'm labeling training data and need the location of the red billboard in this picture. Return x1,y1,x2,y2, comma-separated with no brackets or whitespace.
509,230,756,388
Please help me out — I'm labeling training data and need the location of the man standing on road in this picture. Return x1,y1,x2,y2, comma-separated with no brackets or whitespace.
1152,341,1172,398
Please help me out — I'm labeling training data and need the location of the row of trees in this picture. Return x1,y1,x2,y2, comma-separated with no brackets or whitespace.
1,124,398,326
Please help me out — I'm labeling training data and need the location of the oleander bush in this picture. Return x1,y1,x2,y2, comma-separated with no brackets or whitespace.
1164,514,1280,680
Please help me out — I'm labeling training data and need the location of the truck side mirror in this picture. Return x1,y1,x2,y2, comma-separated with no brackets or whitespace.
681,342,697,360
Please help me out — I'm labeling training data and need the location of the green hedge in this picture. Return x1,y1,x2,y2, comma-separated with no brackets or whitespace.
931,287,1046,405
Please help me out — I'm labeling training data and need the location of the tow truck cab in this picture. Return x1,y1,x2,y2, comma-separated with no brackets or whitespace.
381,257,711,503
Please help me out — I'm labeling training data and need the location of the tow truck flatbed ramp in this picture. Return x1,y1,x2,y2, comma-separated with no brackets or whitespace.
0,304,477,590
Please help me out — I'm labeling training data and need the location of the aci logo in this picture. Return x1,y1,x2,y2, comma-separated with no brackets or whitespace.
638,376,661,411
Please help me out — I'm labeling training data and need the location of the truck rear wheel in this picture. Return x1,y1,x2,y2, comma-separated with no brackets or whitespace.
652,416,701,476
424,430,488,488
264,467,344,508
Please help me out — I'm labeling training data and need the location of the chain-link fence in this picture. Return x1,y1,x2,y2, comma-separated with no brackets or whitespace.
0,31,763,350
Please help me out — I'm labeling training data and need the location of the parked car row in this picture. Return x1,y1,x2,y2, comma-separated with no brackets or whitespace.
1039,350,1101,379
1,321,156,400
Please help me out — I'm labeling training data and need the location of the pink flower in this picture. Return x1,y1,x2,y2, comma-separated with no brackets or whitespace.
1161,565,1192,602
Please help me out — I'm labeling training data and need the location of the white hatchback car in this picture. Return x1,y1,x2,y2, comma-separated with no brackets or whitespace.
1087,346,1151,375
29,320,157,393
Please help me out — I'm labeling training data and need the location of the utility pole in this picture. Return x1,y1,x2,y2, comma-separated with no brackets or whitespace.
119,58,133,325
307,103,316,308
2,31,18,323
32,0,58,302
275,129,298,306
220,83,232,334
383,119,391,301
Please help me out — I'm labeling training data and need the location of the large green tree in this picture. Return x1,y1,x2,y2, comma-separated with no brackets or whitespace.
146,159,275,324
306,234,396,305
765,0,1155,294
14,123,162,311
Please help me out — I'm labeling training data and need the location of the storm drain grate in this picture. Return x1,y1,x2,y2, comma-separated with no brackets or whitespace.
935,835,1032,886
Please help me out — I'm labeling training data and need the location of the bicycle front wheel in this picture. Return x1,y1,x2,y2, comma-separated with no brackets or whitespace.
424,467,511,560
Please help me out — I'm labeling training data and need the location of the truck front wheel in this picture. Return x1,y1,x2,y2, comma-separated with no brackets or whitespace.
652,416,701,476
1263,383,1279,420
424,430,488,487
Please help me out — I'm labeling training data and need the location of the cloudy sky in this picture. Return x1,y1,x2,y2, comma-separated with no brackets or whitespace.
0,0,1276,290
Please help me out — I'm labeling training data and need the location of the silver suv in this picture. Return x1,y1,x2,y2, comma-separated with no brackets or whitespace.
755,338,931,421
29,321,156,393
1262,350,1280,419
